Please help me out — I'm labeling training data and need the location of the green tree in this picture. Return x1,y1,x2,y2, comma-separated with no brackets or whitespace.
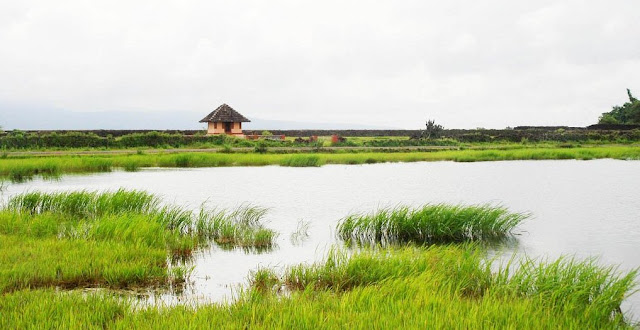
598,113,619,124
598,89,640,124
422,119,444,139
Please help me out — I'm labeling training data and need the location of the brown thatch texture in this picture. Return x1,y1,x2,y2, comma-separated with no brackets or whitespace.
199,104,251,123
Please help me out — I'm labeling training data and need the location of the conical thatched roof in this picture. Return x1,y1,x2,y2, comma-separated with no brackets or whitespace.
199,104,251,123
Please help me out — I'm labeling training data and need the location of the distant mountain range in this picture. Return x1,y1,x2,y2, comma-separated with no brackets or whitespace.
0,106,394,130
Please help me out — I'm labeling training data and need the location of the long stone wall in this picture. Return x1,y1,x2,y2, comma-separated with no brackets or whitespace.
9,125,640,139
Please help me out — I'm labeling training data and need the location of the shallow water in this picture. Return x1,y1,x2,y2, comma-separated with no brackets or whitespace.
3,159,640,318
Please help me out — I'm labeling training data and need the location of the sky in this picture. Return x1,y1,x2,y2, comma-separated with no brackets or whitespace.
0,0,639,129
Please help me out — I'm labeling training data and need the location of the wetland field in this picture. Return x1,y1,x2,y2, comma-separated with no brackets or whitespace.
1,156,640,328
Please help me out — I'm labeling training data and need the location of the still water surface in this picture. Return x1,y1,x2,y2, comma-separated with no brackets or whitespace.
3,160,640,317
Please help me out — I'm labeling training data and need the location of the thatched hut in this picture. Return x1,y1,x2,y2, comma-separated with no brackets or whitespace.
199,104,250,136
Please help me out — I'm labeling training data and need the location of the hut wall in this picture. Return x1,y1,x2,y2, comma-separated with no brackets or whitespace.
207,122,226,135
206,122,244,136
231,122,243,134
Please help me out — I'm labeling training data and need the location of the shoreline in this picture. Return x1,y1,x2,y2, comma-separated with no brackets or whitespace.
2,145,640,182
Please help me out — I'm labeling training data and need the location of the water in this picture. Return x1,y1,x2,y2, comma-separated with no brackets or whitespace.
3,159,640,317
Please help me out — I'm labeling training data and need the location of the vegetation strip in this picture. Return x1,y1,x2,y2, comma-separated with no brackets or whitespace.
3,125,640,151
2,145,640,182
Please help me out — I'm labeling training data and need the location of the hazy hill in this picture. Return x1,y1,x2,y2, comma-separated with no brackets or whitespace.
0,106,392,130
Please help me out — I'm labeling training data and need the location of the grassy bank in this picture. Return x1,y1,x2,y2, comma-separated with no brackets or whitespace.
0,190,277,294
1,245,637,328
2,145,640,182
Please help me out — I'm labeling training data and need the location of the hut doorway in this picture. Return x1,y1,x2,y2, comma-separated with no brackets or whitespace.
224,122,232,133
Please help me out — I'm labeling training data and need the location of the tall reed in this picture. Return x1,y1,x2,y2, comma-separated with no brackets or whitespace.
196,205,278,248
492,256,638,322
275,245,488,293
5,190,278,248
7,189,159,218
337,204,529,244
0,190,278,293
249,245,637,326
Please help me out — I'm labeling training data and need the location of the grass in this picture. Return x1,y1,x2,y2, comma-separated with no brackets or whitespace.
195,205,278,248
337,204,529,245
275,245,489,293
5,190,277,249
279,154,322,167
1,245,636,329
7,190,159,217
0,234,170,293
243,246,638,328
0,190,277,295
0,188,638,327
493,256,638,320
2,145,640,182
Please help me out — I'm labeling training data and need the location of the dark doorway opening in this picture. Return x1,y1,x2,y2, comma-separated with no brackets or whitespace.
224,122,232,133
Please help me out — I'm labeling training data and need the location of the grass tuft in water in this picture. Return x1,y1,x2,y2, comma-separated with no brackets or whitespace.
248,245,637,327
0,190,278,293
278,245,489,294
337,204,529,245
493,256,639,321
196,205,278,248
6,190,278,249
7,189,159,218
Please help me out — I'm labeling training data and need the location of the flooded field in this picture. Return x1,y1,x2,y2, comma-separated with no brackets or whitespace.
2,159,639,316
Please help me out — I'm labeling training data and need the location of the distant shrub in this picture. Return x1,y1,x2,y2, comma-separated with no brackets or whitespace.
254,140,268,154
0,131,267,150
221,144,233,153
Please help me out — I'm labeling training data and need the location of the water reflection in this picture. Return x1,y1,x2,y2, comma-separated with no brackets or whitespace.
215,243,279,254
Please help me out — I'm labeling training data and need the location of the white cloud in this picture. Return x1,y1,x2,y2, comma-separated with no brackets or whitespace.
0,0,639,128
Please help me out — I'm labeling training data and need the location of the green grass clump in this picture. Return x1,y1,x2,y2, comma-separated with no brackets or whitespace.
0,289,131,329
8,189,159,218
337,204,529,244
279,155,323,167
0,190,277,294
122,160,140,172
493,256,638,320
5,190,277,249
196,206,278,248
246,246,637,328
278,245,489,294
0,234,170,292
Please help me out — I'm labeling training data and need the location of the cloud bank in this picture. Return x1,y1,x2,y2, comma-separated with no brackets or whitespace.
1,0,639,129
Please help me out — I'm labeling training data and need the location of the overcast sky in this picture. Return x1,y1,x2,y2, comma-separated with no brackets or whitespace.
1,0,639,129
